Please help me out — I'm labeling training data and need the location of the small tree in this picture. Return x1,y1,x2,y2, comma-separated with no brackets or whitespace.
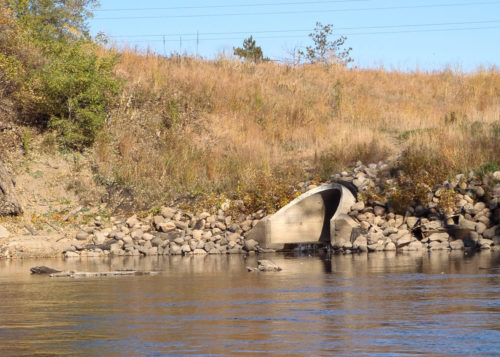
299,22,352,66
3,0,121,149
233,36,264,63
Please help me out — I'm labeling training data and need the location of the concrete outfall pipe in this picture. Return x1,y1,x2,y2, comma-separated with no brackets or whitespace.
246,183,356,250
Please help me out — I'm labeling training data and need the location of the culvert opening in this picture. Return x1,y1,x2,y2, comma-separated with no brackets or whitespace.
319,189,342,243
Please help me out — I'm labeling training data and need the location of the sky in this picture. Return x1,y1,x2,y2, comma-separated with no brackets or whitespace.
88,0,500,71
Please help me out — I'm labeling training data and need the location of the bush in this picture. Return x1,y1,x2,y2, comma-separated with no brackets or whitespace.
31,40,120,148
2,0,120,149
0,1,36,115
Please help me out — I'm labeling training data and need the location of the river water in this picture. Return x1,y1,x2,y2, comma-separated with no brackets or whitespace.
0,251,499,356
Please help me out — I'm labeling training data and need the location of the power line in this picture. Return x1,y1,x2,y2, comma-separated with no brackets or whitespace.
94,0,369,12
93,1,500,20
106,20,500,39
112,25,500,43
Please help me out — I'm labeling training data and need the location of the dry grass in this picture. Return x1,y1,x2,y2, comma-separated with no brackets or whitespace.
94,50,500,209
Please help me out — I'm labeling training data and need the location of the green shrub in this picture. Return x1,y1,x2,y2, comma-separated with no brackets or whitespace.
2,0,121,149
32,40,121,149
477,162,500,176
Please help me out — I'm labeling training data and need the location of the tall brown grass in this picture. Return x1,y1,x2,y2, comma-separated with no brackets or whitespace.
94,50,500,210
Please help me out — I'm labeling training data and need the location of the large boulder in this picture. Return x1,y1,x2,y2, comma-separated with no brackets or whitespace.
331,214,360,248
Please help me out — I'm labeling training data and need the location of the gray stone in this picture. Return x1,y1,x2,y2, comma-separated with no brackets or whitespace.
170,244,182,255
449,240,464,250
147,247,158,256
151,237,163,247
396,234,412,247
474,186,485,197
384,241,396,251
113,231,125,240
352,236,367,251
160,231,183,241
109,243,121,252
479,239,493,247
423,220,442,231
367,231,383,245
342,241,353,250
428,241,448,250
208,248,221,254
257,260,282,271
189,239,198,250
92,232,106,245
483,225,499,239
475,222,487,234
244,239,259,251
175,221,188,230
373,205,386,216
228,223,240,232
192,219,205,230
459,217,476,231
228,247,244,254
153,215,165,227
428,232,450,242
126,215,139,228
174,237,185,245
131,229,143,240
159,221,176,232
402,240,424,251
472,202,486,214
227,232,241,242
351,201,365,211
215,221,226,231
204,241,215,251
122,235,133,245
198,212,210,220
161,207,176,219
406,216,419,229
476,215,490,225
195,240,205,249
64,251,80,258
142,233,154,241
360,221,371,230
192,248,207,255
192,230,203,240
75,231,89,241
383,227,399,237
83,226,96,234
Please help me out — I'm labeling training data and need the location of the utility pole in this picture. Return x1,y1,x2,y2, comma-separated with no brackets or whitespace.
179,36,182,55
163,35,166,56
196,31,199,58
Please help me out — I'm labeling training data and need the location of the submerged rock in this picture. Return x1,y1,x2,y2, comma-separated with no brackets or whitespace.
257,259,282,272
30,266,61,274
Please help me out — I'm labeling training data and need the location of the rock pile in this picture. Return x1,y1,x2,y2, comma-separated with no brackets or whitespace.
330,161,500,253
65,161,500,258
65,206,267,258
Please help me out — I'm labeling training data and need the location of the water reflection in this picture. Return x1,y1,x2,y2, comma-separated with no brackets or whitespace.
0,251,499,356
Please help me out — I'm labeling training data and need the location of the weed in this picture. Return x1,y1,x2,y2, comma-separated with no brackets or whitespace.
477,162,500,176
22,130,31,155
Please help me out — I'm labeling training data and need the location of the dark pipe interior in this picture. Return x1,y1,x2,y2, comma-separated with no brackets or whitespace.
319,189,341,243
